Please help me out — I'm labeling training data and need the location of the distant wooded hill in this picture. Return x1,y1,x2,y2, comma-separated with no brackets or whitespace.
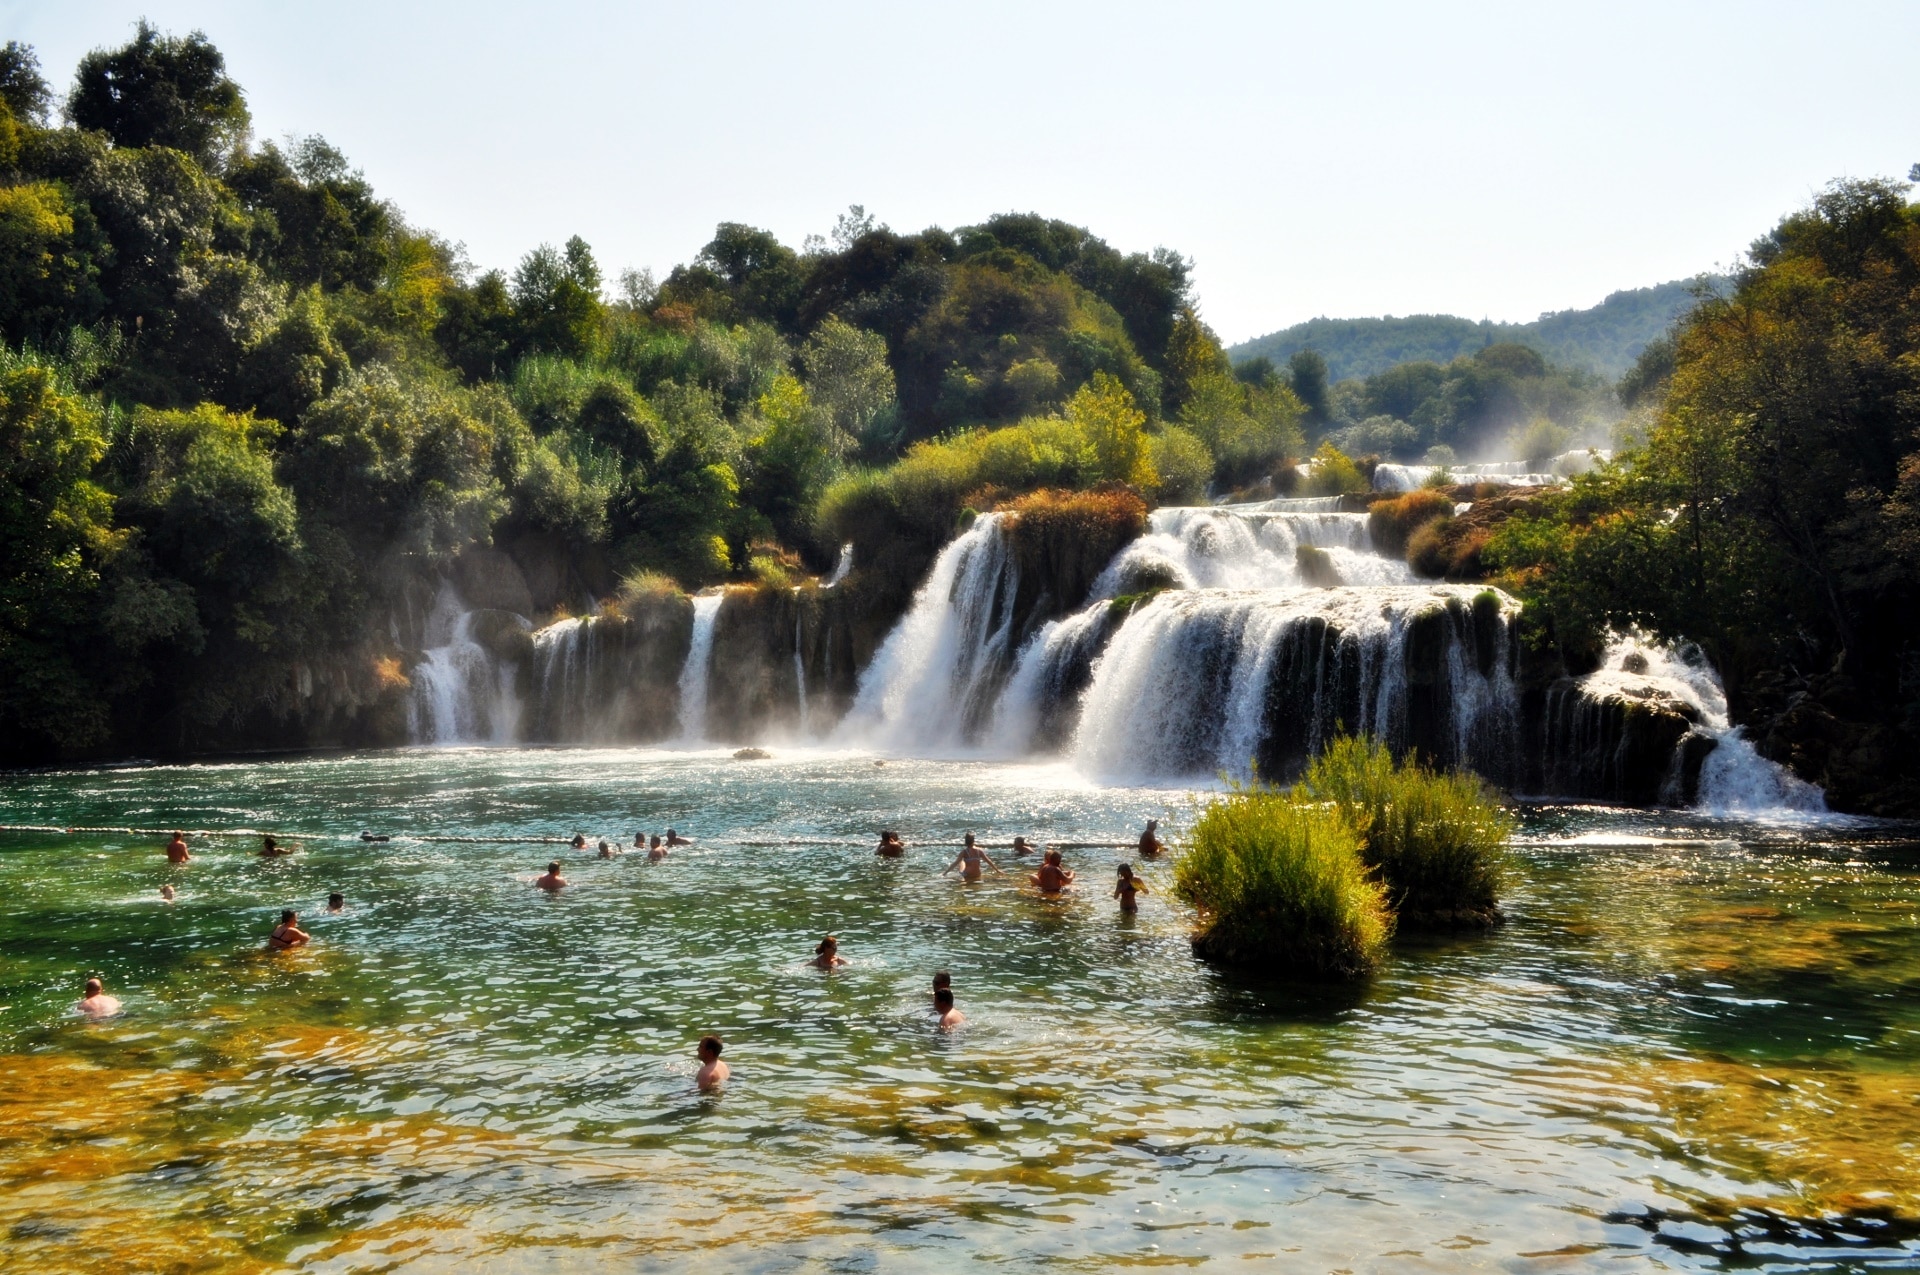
1228,277,1726,383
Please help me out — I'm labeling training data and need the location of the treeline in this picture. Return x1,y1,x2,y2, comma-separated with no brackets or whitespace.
0,23,1297,761
1228,277,1715,382
1487,180,1920,814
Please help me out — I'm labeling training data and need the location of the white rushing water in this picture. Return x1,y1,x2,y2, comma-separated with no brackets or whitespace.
837,514,1018,752
407,584,521,744
676,592,725,743
1372,450,1612,493
1578,634,1826,814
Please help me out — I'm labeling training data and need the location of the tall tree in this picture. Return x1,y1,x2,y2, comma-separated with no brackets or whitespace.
68,21,250,169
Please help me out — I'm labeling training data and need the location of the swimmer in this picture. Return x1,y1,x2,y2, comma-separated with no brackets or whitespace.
159,884,176,902
598,839,617,858
1011,835,1035,855
259,834,292,857
1031,848,1075,894
875,830,905,857
164,831,190,863
75,978,122,1018
1114,863,1148,913
326,892,344,913
1138,819,1165,857
535,861,568,891
267,910,310,951
695,1035,729,1091
934,987,965,1031
932,970,951,1004
665,828,693,847
633,831,647,850
940,833,1002,883
812,934,848,970
571,834,587,850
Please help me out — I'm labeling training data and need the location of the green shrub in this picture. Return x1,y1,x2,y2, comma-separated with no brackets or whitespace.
1302,441,1367,496
1175,789,1391,979
1298,736,1510,928
1151,425,1212,504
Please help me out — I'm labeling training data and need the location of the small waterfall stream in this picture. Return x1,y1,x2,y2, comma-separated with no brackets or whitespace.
407,585,521,744
677,593,725,743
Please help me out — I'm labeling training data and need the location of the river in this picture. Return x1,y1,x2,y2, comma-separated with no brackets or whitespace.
1,746,1914,1270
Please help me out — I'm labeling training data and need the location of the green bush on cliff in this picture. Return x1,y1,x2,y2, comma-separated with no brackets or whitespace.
1175,788,1390,979
1297,736,1510,927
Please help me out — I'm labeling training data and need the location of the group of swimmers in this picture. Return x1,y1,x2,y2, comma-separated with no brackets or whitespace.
73,816,1174,1086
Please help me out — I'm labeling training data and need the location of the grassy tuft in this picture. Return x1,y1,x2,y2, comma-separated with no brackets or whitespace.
1368,488,1455,557
1297,736,1511,928
1175,790,1391,979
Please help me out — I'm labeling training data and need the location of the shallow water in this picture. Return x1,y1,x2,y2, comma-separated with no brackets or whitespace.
1,748,1916,1272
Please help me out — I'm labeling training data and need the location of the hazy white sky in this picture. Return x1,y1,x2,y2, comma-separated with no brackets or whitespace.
5,1,1916,344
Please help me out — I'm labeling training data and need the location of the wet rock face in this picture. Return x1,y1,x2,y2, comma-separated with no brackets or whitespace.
1744,668,1920,817
523,593,693,744
1521,680,1702,805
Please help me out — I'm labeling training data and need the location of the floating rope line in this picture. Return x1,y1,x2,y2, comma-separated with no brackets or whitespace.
1,825,1152,852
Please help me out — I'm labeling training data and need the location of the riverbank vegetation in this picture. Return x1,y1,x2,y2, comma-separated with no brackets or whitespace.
0,23,1283,761
1486,179,1920,815
1176,738,1510,976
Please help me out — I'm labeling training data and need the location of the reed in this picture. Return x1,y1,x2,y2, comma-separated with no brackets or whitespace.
1298,736,1511,928
1175,790,1391,979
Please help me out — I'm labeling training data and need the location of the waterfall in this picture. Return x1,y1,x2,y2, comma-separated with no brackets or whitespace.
407,584,521,744
1372,450,1613,493
1094,506,1412,595
793,610,811,737
1065,585,1517,784
837,514,1018,751
1576,635,1825,813
677,592,725,743
826,543,853,586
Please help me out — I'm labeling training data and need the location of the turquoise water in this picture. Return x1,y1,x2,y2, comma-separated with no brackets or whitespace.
2,747,1917,1271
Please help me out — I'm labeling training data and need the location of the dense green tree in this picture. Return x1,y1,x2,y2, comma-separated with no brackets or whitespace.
0,42,51,126
1287,348,1331,428
228,136,392,290
511,236,604,360
68,21,251,170
801,317,896,456
0,179,109,344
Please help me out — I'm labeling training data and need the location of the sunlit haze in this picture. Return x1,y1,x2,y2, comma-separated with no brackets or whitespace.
5,0,1917,343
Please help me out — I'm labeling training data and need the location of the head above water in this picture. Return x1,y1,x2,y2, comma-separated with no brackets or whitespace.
280,909,296,924
328,892,344,908
964,832,976,847
816,935,838,954
85,978,102,995
262,835,277,851
1117,863,1134,878
571,834,586,848
548,861,562,875
699,1035,723,1059
933,970,951,990
934,987,954,1010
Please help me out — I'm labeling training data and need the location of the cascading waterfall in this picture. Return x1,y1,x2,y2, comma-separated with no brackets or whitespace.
1372,450,1612,492
1095,506,1413,595
407,584,521,744
826,543,854,587
792,610,811,737
1573,635,1826,813
837,514,1019,751
1066,585,1517,784
677,592,725,743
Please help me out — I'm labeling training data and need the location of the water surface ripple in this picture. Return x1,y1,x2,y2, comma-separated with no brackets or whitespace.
2,748,1916,1271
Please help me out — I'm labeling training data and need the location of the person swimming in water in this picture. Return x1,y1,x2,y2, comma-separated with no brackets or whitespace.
326,892,344,913
875,831,905,857
1137,819,1165,857
633,831,647,850
940,833,1002,883
535,861,568,891
75,978,122,1018
598,839,617,858
159,884,176,902
1011,836,1036,856
164,831,190,863
259,835,293,857
932,970,951,1003
268,910,310,951
934,987,965,1031
695,1035,730,1091
665,828,693,847
648,835,667,862
570,834,588,850
1114,863,1147,913
1032,848,1075,894
812,935,848,970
